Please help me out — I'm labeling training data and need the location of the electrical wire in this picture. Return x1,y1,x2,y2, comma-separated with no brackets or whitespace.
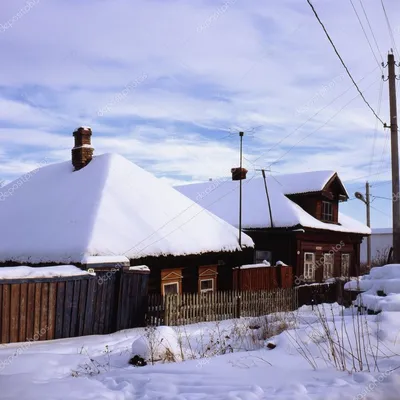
359,0,384,62
368,78,384,175
306,0,385,126
380,0,400,59
349,0,382,69
268,77,380,168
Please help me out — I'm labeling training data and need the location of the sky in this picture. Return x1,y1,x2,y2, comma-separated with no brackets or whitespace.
0,0,399,228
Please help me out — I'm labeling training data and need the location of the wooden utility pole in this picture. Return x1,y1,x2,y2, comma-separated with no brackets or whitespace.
366,181,371,268
387,53,400,263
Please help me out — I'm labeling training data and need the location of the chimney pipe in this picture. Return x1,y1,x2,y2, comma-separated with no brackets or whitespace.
72,127,94,171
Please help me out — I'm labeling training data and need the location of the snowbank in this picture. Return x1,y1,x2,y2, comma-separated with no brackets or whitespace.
345,264,400,312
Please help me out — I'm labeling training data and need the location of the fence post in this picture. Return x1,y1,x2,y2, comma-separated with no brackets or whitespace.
236,290,241,318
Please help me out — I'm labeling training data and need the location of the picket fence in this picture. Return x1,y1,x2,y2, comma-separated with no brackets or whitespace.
146,288,297,326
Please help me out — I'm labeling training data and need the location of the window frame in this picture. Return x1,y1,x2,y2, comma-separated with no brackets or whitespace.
304,252,315,281
322,201,334,222
323,253,334,280
341,253,350,277
199,278,214,293
162,282,179,295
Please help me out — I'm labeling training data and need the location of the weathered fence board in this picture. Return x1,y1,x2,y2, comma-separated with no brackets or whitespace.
148,288,297,327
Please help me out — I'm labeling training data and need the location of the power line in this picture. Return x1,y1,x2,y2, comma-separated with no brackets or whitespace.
368,78,384,175
358,0,384,62
250,65,379,167
380,0,400,59
349,0,381,69
268,77,380,168
306,0,385,126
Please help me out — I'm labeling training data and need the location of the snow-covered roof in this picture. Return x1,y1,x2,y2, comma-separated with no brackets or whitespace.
176,175,370,234
271,170,349,197
0,153,253,264
0,265,92,280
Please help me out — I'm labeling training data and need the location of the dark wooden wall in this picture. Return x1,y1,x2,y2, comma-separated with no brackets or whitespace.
135,248,254,294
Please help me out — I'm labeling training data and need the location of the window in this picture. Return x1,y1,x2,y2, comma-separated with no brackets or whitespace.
255,250,272,264
304,252,315,280
200,279,214,293
163,282,179,295
322,201,333,221
341,253,350,277
323,253,334,280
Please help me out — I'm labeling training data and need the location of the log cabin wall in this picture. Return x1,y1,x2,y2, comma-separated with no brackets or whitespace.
132,248,254,294
295,230,363,282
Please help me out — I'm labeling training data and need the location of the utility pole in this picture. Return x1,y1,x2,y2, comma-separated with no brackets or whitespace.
386,53,400,263
366,182,371,268
231,131,247,318
355,182,371,267
239,131,244,250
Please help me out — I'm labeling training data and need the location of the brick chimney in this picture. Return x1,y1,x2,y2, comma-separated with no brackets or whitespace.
72,127,94,171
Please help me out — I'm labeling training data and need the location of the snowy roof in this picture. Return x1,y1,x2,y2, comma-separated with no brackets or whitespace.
0,265,92,280
271,170,349,197
176,175,370,234
0,153,253,264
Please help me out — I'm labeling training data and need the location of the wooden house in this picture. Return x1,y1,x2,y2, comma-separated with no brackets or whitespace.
176,170,370,284
0,127,254,295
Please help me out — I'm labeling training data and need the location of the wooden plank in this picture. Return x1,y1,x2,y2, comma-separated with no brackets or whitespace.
63,280,74,338
9,284,20,343
0,285,2,342
40,282,49,340
55,281,65,339
83,278,96,335
77,279,87,336
26,283,35,341
47,282,57,340
103,276,112,333
1,285,10,343
33,283,42,340
70,280,80,337
19,283,28,342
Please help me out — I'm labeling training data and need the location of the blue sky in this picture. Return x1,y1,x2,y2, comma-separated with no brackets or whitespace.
0,0,399,228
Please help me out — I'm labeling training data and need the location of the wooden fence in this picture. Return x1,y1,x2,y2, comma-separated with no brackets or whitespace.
232,265,293,291
0,267,149,344
296,279,355,308
146,288,297,326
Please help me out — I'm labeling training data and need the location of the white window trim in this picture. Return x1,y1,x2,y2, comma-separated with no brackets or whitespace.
322,201,333,221
341,253,350,277
162,282,179,295
200,278,214,293
304,252,315,281
323,253,334,280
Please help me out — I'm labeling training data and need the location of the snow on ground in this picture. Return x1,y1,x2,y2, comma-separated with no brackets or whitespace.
1,303,400,399
345,264,400,312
